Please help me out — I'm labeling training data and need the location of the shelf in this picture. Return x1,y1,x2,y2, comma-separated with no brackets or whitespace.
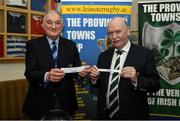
0,57,25,63
7,6,28,13
31,34,44,37
0,0,51,63
31,10,46,15
0,32,5,35
0,6,5,10
6,33,29,36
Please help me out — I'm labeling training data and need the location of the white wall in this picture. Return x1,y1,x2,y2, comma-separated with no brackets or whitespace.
130,0,146,31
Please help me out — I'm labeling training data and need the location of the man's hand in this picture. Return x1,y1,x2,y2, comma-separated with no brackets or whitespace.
79,65,91,77
121,66,138,84
48,68,65,82
90,65,100,80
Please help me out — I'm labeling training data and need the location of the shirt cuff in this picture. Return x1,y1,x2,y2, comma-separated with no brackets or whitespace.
91,79,97,84
44,72,50,89
132,80,137,87
44,72,50,82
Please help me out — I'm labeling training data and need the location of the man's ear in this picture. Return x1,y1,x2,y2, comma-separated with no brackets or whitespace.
41,23,45,30
61,22,64,28
60,22,64,31
127,28,131,36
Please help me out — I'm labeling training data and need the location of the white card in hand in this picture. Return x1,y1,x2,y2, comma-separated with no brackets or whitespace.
61,66,86,73
98,69,120,73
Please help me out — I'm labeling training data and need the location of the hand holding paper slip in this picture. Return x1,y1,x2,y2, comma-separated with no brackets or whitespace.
61,66,86,73
98,69,120,73
61,66,120,74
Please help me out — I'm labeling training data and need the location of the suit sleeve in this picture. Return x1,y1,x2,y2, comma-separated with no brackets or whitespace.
24,41,46,85
72,42,81,67
93,52,105,87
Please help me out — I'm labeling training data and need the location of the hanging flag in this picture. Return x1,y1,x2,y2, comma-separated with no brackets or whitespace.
138,1,180,119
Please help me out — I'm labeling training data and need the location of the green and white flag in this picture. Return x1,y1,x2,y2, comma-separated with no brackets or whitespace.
138,0,180,118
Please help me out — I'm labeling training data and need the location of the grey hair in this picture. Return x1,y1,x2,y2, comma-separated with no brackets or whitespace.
43,10,63,22
109,17,129,27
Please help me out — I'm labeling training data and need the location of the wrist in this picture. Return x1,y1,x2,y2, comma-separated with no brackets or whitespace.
47,72,50,80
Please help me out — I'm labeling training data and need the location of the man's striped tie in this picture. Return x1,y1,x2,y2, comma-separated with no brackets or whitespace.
51,41,57,66
108,50,122,119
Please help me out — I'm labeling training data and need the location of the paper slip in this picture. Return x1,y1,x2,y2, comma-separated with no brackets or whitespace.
98,69,120,73
61,66,86,73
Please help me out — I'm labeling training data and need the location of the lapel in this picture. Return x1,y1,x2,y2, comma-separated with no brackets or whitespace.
104,48,115,90
56,37,66,68
39,36,54,67
106,48,115,69
123,44,136,67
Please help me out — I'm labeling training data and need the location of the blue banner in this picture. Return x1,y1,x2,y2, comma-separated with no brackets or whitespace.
61,0,132,65
59,0,132,119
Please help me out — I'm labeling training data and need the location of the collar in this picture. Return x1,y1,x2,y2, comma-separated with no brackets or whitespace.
46,36,60,45
115,40,131,53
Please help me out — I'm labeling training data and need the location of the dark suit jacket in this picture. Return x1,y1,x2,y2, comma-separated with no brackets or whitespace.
95,44,160,119
23,36,81,119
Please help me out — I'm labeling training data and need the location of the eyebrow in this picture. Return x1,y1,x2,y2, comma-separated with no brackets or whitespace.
45,19,62,22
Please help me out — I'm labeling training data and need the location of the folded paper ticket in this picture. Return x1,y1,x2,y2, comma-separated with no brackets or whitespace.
61,66,120,74
98,69,120,73
61,66,86,73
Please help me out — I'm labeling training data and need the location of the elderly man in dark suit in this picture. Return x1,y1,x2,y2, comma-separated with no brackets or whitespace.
90,17,160,120
23,10,91,119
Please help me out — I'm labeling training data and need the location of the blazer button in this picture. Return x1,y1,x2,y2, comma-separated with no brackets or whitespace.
53,93,57,96
103,107,107,111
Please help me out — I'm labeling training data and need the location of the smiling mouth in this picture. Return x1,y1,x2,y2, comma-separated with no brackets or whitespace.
50,30,58,32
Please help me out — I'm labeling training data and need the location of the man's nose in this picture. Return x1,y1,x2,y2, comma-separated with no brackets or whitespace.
112,32,118,38
52,22,56,28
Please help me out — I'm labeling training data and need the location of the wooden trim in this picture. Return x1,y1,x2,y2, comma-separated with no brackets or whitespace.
0,58,25,63
0,79,28,119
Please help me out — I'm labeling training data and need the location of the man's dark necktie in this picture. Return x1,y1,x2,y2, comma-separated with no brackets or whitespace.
51,41,57,67
108,50,123,119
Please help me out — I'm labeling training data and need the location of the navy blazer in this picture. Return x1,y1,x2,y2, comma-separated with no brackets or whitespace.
95,44,160,119
23,36,81,119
